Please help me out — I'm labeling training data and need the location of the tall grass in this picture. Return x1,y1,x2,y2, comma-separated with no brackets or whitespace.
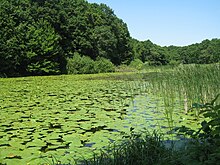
148,64,220,116
81,131,172,165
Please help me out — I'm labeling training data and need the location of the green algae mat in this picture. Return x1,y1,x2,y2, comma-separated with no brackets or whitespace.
0,73,201,164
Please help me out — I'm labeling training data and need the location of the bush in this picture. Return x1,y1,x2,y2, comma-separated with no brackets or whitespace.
94,57,115,73
79,56,96,74
66,54,115,74
129,59,144,70
169,60,180,67
66,53,95,74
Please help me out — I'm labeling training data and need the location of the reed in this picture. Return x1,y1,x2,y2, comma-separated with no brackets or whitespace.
147,64,220,127
81,131,172,165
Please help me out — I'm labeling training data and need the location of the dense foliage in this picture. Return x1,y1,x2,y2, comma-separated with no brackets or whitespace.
66,53,115,74
0,0,131,77
130,38,220,66
0,0,220,77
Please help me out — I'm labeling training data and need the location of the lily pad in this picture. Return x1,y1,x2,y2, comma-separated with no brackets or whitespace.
26,139,46,148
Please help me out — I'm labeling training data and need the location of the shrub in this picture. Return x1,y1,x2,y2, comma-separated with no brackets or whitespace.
66,53,95,74
129,59,144,70
66,54,115,74
169,60,180,67
94,57,115,73
79,56,95,74
66,53,82,74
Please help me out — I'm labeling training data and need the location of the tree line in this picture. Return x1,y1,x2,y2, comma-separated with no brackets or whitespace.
131,38,220,66
0,0,219,77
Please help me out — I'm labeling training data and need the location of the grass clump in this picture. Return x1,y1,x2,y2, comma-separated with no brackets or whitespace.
82,131,172,165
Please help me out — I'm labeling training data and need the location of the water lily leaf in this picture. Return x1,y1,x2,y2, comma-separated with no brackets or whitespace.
89,134,109,144
9,140,24,149
26,139,46,147
1,159,28,165
51,154,74,165
44,132,61,141
47,143,65,150
0,147,23,159
69,141,82,149
79,123,92,131
0,137,10,147
63,134,82,148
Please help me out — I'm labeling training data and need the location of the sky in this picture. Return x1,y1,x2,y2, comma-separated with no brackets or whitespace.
87,0,220,46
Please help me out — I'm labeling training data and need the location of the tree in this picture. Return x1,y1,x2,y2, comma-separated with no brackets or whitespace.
24,19,63,75
88,3,132,65
0,0,31,76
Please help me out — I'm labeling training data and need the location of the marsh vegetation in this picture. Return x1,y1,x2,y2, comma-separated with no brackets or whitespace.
0,64,219,164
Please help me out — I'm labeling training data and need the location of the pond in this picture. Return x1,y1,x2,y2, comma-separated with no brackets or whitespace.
0,74,200,164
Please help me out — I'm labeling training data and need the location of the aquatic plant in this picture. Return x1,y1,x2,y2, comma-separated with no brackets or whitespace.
81,131,172,165
82,94,220,165
0,73,148,164
147,64,220,115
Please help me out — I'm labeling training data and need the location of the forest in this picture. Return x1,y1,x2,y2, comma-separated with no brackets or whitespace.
0,0,220,77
